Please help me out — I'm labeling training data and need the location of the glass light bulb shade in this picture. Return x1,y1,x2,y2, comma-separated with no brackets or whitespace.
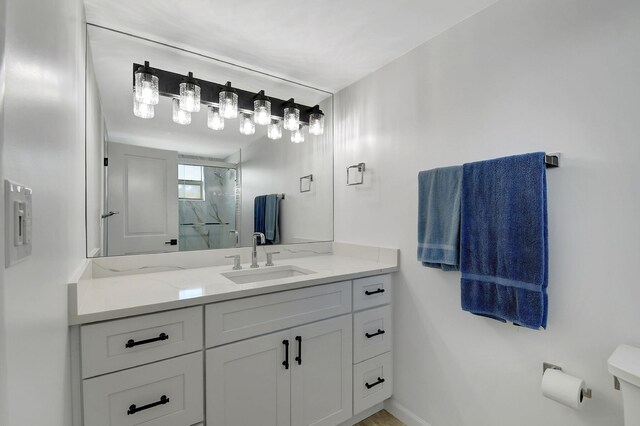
283,107,300,131
172,98,191,125
309,113,325,135
267,118,283,140
291,126,305,143
133,94,154,119
239,113,255,135
134,72,159,105
219,90,238,119
207,105,225,130
179,82,201,112
253,99,271,125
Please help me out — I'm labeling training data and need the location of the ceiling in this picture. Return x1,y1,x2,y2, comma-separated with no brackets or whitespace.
84,0,500,92
88,25,331,158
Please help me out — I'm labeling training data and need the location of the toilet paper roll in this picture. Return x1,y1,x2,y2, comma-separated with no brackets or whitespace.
541,368,585,409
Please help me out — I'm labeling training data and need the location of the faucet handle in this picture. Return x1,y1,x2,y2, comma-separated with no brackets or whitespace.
265,251,280,267
225,254,242,270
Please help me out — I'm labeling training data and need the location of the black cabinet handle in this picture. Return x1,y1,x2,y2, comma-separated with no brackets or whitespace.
282,340,290,370
164,239,178,246
365,377,385,389
125,332,169,348
295,336,302,365
127,395,170,415
365,288,385,296
365,329,386,339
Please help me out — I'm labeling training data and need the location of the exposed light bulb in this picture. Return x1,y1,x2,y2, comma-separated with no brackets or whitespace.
253,91,271,125
179,72,201,112
283,104,300,131
239,112,255,135
219,82,238,119
308,109,325,136
291,125,305,143
172,98,191,125
134,61,159,105
207,105,224,130
267,118,283,140
133,92,154,119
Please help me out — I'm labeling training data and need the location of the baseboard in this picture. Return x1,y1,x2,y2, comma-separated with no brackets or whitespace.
338,402,384,426
384,399,432,426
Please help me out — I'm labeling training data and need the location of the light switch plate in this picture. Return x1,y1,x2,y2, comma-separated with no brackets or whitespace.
5,180,32,267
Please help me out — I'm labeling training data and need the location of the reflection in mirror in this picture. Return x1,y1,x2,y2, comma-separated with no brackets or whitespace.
85,25,333,257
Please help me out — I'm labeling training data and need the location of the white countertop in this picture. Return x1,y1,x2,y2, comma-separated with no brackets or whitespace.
69,243,398,325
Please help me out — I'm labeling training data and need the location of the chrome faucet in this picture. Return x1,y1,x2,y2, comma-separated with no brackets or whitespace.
251,232,265,268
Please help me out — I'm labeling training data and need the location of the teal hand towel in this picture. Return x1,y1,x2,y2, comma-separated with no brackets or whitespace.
417,166,463,271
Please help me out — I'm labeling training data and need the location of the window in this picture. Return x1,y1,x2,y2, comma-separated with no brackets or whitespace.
178,164,204,200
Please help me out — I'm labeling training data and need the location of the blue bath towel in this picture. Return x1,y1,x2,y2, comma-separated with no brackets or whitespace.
265,194,280,244
254,195,267,238
460,152,548,329
417,166,462,271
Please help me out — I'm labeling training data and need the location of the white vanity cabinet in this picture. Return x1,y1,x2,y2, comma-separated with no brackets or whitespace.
73,274,393,426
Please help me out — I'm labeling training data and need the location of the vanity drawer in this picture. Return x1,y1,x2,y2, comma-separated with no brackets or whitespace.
205,281,351,347
353,275,391,311
81,306,203,378
353,352,393,416
83,352,204,426
353,305,392,363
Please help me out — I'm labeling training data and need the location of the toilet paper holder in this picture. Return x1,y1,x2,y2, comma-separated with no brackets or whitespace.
543,362,592,400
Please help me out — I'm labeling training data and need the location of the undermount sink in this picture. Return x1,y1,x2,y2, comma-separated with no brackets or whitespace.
222,265,316,284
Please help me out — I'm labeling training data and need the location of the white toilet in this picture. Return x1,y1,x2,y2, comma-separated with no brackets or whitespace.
608,344,640,425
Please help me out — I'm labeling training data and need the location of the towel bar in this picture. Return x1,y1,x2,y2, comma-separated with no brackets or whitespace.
545,153,560,168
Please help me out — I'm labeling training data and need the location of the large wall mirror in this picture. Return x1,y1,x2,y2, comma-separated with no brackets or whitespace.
86,25,334,257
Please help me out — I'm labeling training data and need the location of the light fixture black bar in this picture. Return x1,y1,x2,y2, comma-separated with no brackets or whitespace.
133,63,317,124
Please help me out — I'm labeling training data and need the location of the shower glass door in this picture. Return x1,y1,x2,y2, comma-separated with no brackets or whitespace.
178,164,239,251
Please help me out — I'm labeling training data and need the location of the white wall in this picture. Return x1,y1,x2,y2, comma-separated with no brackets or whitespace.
334,0,640,425
240,99,334,246
1,0,85,425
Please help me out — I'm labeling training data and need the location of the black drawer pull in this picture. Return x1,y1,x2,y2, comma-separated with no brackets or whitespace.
295,336,302,365
282,339,290,369
365,288,385,296
127,394,170,415
365,377,385,389
365,329,386,339
125,332,169,348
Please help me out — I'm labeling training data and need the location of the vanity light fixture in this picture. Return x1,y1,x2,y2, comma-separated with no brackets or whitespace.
207,105,224,130
308,105,325,136
267,118,283,140
219,81,239,119
239,112,255,135
179,72,201,112
291,124,305,143
133,92,154,119
283,99,300,131
253,90,271,125
172,98,191,125
134,61,159,105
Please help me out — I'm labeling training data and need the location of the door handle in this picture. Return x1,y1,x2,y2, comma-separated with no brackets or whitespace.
295,336,302,365
282,340,290,369
101,211,119,219
164,239,178,246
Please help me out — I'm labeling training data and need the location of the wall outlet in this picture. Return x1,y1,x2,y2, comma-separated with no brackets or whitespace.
5,180,32,267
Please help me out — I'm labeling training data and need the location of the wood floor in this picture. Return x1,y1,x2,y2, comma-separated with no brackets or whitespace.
356,410,405,426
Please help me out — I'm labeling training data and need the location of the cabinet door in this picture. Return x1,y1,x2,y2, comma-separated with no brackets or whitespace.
206,330,291,426
291,315,352,426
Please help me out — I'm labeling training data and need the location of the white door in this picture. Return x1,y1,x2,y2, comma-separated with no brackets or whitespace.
291,315,352,426
206,330,291,426
107,143,178,255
